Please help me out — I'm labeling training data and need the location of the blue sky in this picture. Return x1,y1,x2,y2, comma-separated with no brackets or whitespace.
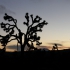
0,0,70,51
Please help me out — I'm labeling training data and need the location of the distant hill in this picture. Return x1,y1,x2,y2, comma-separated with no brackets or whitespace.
0,49,70,69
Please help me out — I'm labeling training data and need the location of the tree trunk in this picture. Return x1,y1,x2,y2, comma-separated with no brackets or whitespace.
21,43,26,56
21,39,27,56
20,34,28,56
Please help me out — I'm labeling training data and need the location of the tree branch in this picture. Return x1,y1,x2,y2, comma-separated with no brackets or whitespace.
6,23,15,26
28,14,34,28
8,38,16,42
29,39,35,42
0,35,3,37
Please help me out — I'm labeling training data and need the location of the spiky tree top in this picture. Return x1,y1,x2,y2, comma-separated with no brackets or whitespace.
23,13,48,46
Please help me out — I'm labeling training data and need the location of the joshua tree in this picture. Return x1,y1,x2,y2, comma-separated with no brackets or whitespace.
52,44,58,50
0,13,48,54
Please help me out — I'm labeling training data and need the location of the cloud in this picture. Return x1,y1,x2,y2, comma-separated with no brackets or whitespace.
7,45,21,51
47,42,63,46
0,5,15,15
7,45,50,51
30,0,47,3
37,45,50,50
52,40,68,43
7,45,29,51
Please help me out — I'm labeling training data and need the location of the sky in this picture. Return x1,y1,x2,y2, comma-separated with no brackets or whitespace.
0,0,70,51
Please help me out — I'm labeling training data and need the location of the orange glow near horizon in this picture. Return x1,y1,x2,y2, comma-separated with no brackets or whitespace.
0,40,70,52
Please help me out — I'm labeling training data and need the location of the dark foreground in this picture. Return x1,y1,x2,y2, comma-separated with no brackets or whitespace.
0,49,70,69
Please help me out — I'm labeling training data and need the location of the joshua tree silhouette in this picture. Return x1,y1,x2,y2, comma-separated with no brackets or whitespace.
0,13,48,54
52,44,58,50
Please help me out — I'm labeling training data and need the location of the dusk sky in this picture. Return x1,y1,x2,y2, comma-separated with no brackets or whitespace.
0,0,70,51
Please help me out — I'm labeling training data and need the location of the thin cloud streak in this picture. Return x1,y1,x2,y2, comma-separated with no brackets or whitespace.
30,0,47,3
47,42,63,46
52,40,69,43
0,5,15,15
7,45,21,51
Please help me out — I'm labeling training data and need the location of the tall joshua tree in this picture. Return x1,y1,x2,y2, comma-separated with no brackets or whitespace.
0,13,48,54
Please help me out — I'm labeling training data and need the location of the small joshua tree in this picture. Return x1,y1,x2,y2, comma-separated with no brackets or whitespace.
52,44,58,50
0,13,48,54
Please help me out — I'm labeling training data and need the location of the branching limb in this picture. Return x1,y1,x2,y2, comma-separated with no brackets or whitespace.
8,38,16,42
0,35,4,37
36,40,42,45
